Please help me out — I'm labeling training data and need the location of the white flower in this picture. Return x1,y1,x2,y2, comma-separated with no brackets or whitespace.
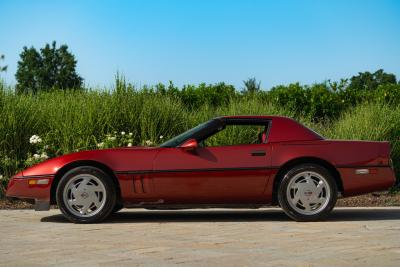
145,140,153,146
44,145,49,149
127,143,132,147
29,135,41,144
159,135,164,139
97,142,104,148
107,136,116,141
121,131,126,135
129,132,133,136
0,175,3,180
33,154,40,159
40,152,48,160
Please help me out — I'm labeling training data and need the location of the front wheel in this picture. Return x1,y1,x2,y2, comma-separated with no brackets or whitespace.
278,164,337,221
56,166,117,223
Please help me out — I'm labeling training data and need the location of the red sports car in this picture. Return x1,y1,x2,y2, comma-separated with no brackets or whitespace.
6,116,396,223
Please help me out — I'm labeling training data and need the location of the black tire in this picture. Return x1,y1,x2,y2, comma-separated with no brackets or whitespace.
278,164,337,222
56,166,117,223
112,202,124,214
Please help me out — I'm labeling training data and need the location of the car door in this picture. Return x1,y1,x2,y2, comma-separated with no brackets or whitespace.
151,143,273,204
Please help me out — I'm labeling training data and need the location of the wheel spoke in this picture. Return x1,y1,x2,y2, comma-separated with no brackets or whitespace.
304,173,313,184
314,181,324,196
68,198,79,205
302,199,311,211
291,191,301,205
93,197,101,209
315,197,326,205
80,202,91,215
88,184,102,192
76,177,90,191
87,193,98,207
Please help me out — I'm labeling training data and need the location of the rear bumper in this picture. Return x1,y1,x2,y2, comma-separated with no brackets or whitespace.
339,166,396,197
6,176,54,211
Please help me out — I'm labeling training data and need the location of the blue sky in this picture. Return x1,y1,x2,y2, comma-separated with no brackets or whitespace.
0,0,399,89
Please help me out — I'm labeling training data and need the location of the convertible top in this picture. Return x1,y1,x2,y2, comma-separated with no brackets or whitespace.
219,115,324,143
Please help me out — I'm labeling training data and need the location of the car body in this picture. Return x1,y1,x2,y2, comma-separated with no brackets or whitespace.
6,116,396,222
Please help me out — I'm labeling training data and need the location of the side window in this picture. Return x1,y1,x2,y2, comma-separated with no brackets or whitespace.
203,124,268,147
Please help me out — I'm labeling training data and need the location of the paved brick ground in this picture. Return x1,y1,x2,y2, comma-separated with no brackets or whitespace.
0,207,399,267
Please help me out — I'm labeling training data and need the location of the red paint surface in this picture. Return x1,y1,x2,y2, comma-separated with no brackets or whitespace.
339,167,395,196
6,116,396,206
6,177,53,202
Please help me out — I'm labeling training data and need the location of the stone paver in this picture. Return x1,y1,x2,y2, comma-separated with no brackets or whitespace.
0,207,400,267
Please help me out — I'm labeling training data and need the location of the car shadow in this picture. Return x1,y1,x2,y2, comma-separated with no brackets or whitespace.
40,208,400,224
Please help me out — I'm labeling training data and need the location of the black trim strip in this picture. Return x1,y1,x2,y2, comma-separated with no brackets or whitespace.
115,166,280,175
16,165,391,178
336,165,391,169
17,174,55,179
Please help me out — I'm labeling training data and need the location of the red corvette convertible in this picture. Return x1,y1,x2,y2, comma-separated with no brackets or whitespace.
6,116,396,223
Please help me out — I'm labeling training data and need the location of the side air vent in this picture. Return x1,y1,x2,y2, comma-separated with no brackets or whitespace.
133,175,146,193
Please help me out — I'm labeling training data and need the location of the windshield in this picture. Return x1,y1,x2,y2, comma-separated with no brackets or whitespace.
160,119,219,147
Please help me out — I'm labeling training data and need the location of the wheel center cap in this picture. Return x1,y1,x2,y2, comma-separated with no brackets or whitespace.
81,192,89,199
304,190,313,197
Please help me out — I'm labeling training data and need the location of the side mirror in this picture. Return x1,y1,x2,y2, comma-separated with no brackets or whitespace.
179,138,198,151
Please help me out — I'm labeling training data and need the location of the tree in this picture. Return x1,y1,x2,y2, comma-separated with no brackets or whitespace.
242,77,261,94
0,54,7,72
15,41,82,93
327,78,348,92
15,48,42,93
348,69,397,91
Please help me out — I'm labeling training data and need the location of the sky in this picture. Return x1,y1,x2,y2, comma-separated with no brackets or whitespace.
0,0,399,89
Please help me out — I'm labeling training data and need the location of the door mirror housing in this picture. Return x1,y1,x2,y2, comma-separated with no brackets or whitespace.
179,138,198,151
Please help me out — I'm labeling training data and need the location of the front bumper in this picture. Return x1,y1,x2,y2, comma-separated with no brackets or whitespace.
6,176,54,211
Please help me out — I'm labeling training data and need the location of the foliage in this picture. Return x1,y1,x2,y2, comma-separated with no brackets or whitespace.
268,83,345,120
372,83,400,105
153,81,237,109
0,54,7,72
348,69,397,91
15,41,82,93
242,77,261,94
24,135,59,167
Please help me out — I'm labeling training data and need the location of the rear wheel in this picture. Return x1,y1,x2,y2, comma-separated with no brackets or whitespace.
278,164,337,221
56,166,116,223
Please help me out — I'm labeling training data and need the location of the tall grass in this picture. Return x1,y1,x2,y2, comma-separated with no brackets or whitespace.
1,84,399,196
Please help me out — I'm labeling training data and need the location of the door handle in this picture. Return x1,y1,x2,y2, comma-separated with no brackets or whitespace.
251,150,266,156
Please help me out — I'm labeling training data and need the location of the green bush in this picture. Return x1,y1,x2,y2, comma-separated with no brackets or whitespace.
269,83,308,117
268,83,347,120
372,84,400,105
